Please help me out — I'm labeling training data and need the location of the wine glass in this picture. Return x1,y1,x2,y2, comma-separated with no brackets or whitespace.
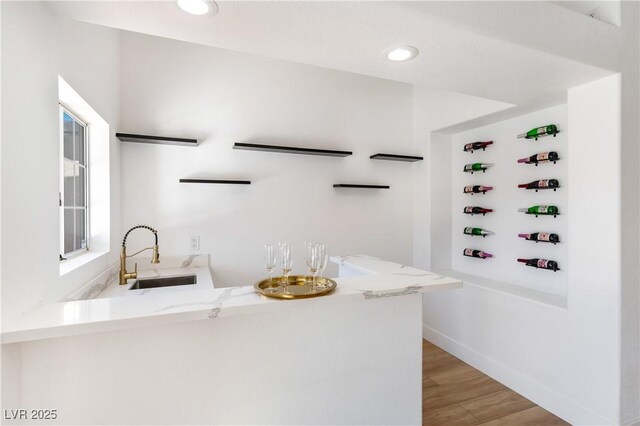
316,243,329,289
304,241,319,287
279,242,293,294
264,244,278,292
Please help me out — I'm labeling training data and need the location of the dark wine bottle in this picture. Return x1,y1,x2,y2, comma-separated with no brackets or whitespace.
463,141,493,153
463,206,493,216
463,163,493,174
463,248,493,259
518,232,560,244
464,185,493,194
517,179,560,192
464,227,494,237
517,151,559,166
517,125,559,140
517,258,559,271
518,205,559,217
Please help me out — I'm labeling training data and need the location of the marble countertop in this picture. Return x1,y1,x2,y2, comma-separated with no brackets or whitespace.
330,255,437,278
1,255,462,344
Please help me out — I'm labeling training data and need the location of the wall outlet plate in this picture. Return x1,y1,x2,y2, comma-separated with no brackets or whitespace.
189,236,200,251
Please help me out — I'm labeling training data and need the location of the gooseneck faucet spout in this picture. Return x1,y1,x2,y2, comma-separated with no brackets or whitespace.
119,225,160,285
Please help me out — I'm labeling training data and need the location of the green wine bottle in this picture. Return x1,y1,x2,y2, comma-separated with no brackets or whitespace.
463,227,494,237
518,205,559,217
463,163,493,174
517,124,558,140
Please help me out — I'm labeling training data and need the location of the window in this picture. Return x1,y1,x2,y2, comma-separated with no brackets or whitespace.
58,76,110,275
60,107,89,258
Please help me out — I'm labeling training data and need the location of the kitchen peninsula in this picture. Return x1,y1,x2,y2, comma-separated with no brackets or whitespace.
1,257,461,425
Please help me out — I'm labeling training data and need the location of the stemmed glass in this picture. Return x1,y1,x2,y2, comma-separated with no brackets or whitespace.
279,242,293,294
264,244,278,293
304,241,319,289
316,243,329,289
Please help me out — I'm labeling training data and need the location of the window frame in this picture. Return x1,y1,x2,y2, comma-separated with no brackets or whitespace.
59,104,90,259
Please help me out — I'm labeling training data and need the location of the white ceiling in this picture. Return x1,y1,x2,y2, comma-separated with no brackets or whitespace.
48,1,619,107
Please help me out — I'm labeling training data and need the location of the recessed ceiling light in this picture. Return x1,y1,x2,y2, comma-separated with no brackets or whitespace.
177,0,218,16
383,46,419,62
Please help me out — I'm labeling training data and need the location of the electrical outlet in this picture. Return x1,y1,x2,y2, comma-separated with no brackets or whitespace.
189,236,200,251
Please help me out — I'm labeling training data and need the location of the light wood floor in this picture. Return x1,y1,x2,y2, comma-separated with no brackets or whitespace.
422,339,569,426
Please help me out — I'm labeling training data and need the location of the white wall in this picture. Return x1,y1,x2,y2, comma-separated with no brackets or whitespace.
119,32,414,286
0,2,121,322
421,75,622,425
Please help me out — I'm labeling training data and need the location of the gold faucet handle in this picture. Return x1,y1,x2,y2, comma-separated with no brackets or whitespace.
128,262,138,281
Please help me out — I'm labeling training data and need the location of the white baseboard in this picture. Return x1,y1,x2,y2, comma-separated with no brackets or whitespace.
423,325,615,426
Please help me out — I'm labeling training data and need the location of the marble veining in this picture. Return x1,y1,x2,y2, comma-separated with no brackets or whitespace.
62,264,119,302
155,300,221,313
181,254,199,268
137,254,209,271
155,288,231,314
154,287,254,318
359,285,423,299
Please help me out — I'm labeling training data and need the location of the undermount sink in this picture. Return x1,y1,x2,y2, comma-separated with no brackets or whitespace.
129,275,197,290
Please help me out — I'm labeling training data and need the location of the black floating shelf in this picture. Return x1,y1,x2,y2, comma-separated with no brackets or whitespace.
234,142,352,157
333,184,389,189
179,179,251,185
116,133,198,147
370,153,423,162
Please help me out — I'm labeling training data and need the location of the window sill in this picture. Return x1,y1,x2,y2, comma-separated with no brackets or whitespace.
59,250,108,276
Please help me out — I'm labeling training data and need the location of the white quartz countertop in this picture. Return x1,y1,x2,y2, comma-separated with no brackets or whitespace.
1,255,461,344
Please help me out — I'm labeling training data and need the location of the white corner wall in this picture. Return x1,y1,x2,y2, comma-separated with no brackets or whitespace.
118,32,414,286
421,74,622,425
0,2,121,322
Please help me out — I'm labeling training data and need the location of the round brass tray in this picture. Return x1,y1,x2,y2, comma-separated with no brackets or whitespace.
254,275,337,300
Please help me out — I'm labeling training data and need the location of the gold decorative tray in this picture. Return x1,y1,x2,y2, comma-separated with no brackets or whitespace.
254,275,337,299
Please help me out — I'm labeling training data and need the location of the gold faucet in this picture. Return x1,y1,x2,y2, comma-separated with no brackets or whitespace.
120,225,160,285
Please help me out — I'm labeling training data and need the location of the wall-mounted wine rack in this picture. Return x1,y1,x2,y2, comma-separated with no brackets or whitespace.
449,111,567,300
